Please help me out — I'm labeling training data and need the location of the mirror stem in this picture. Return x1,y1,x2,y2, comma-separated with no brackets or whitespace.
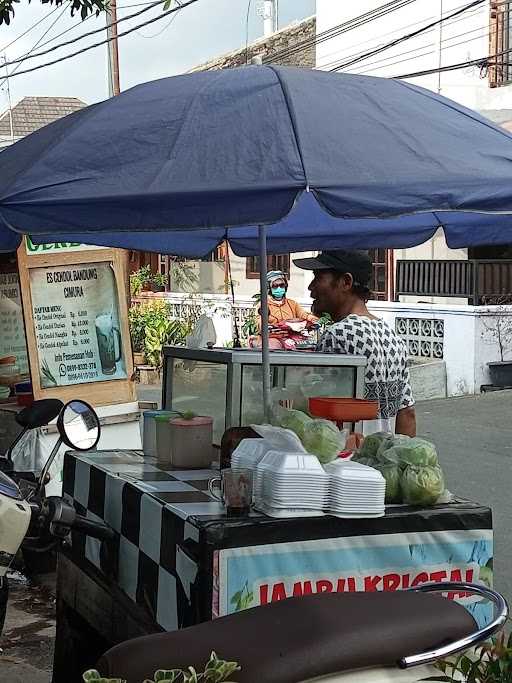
35,437,63,499
4,426,27,464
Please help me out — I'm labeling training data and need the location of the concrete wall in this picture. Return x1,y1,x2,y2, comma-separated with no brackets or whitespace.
190,16,316,71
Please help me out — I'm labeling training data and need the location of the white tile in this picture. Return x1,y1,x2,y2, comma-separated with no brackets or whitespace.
137,481,197,493
156,568,178,632
139,494,163,563
165,502,224,521
171,469,217,481
118,537,139,601
104,476,125,532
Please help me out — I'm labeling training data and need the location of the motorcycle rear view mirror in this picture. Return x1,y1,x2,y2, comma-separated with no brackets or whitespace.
57,400,101,451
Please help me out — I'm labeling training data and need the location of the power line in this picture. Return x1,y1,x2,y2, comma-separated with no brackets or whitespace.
3,0,198,80
1,2,70,89
0,4,63,53
345,22,489,76
1,0,163,69
263,0,419,65
392,47,512,79
329,0,484,72
317,0,484,71
136,6,178,37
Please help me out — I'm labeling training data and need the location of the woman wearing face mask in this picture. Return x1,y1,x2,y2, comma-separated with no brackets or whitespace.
250,271,318,349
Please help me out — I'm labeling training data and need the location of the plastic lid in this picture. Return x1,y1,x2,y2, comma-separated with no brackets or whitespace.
154,412,176,422
170,416,213,426
143,410,164,418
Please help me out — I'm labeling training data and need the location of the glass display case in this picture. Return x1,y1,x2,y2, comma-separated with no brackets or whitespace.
162,347,366,445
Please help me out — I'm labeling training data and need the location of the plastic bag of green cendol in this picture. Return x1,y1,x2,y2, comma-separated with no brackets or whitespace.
373,462,402,504
401,464,445,505
355,432,391,460
302,419,347,464
277,409,313,440
377,437,439,469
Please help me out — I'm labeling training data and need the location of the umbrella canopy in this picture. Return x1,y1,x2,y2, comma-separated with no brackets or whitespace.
2,65,512,253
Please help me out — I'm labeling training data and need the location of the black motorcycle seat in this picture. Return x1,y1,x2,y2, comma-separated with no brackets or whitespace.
97,590,477,683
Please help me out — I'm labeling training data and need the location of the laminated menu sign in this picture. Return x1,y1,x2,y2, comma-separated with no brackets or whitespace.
30,262,127,387
0,271,29,373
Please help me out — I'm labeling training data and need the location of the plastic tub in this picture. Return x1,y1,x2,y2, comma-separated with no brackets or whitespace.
309,397,378,423
169,416,213,469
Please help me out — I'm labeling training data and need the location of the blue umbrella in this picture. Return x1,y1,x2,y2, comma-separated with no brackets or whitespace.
3,64,512,416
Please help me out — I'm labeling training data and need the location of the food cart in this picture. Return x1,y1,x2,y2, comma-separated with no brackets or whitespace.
52,346,494,682
0,238,140,492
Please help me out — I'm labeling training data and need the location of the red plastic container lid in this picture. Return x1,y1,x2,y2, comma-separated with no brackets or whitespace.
309,397,379,422
170,416,213,427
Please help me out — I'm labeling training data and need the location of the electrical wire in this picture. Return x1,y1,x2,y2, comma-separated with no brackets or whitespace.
0,2,71,90
2,0,198,79
245,0,252,65
328,0,484,72
345,23,489,76
392,47,512,79
136,5,178,37
0,4,63,53
1,0,164,68
263,0,419,65
317,0,484,71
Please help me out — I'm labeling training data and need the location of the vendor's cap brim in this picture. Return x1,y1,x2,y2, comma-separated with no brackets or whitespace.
293,256,331,270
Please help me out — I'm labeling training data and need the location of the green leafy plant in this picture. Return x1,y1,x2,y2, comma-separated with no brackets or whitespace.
152,272,169,290
130,266,153,296
83,652,241,683
241,310,258,339
129,301,192,366
128,304,147,353
423,628,512,682
230,581,254,612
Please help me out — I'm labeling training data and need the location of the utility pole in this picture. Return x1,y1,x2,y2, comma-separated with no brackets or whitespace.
106,0,121,97
2,54,14,140
258,0,278,38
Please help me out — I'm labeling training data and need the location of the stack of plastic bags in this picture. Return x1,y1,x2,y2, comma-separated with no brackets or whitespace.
352,433,445,505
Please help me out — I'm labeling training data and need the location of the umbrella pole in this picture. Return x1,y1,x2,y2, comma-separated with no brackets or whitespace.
258,225,272,423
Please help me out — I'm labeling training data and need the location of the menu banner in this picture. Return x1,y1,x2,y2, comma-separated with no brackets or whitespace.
30,262,127,387
215,529,493,628
0,271,29,373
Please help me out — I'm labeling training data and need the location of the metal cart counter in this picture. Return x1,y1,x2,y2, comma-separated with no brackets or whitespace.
54,449,493,682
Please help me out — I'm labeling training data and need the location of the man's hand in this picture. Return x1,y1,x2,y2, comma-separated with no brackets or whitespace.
395,406,416,437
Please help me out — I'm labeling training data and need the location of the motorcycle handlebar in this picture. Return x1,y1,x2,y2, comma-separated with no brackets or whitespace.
400,582,508,668
72,514,116,542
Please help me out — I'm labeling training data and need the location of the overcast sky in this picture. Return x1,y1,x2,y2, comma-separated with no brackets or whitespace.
0,0,315,108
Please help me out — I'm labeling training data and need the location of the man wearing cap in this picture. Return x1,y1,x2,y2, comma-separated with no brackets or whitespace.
294,250,416,438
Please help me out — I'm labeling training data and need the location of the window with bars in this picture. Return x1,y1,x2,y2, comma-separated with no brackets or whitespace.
246,254,291,279
368,248,388,301
490,1,512,86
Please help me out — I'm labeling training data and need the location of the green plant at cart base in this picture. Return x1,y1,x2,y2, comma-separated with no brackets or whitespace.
422,626,512,682
83,651,241,682
229,580,254,612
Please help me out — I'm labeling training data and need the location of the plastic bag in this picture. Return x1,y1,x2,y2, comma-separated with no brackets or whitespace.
302,419,347,464
277,409,313,440
401,464,445,505
378,437,438,469
376,434,411,460
373,463,401,504
250,424,306,453
357,432,391,460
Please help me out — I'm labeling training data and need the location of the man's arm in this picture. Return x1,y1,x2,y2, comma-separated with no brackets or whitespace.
395,406,416,437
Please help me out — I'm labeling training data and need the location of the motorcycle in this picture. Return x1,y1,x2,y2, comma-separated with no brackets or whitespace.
95,582,508,683
0,398,114,635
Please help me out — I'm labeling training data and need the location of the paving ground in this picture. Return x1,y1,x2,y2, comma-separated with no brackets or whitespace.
1,390,511,681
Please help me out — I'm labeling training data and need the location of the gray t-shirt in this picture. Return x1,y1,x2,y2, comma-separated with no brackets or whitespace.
317,314,414,433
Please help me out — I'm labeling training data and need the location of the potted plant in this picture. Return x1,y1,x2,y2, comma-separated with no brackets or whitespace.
83,651,240,682
128,304,146,366
152,272,169,292
130,265,153,296
481,296,512,387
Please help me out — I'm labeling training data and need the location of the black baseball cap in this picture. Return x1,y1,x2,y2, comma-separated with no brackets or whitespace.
293,250,373,286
